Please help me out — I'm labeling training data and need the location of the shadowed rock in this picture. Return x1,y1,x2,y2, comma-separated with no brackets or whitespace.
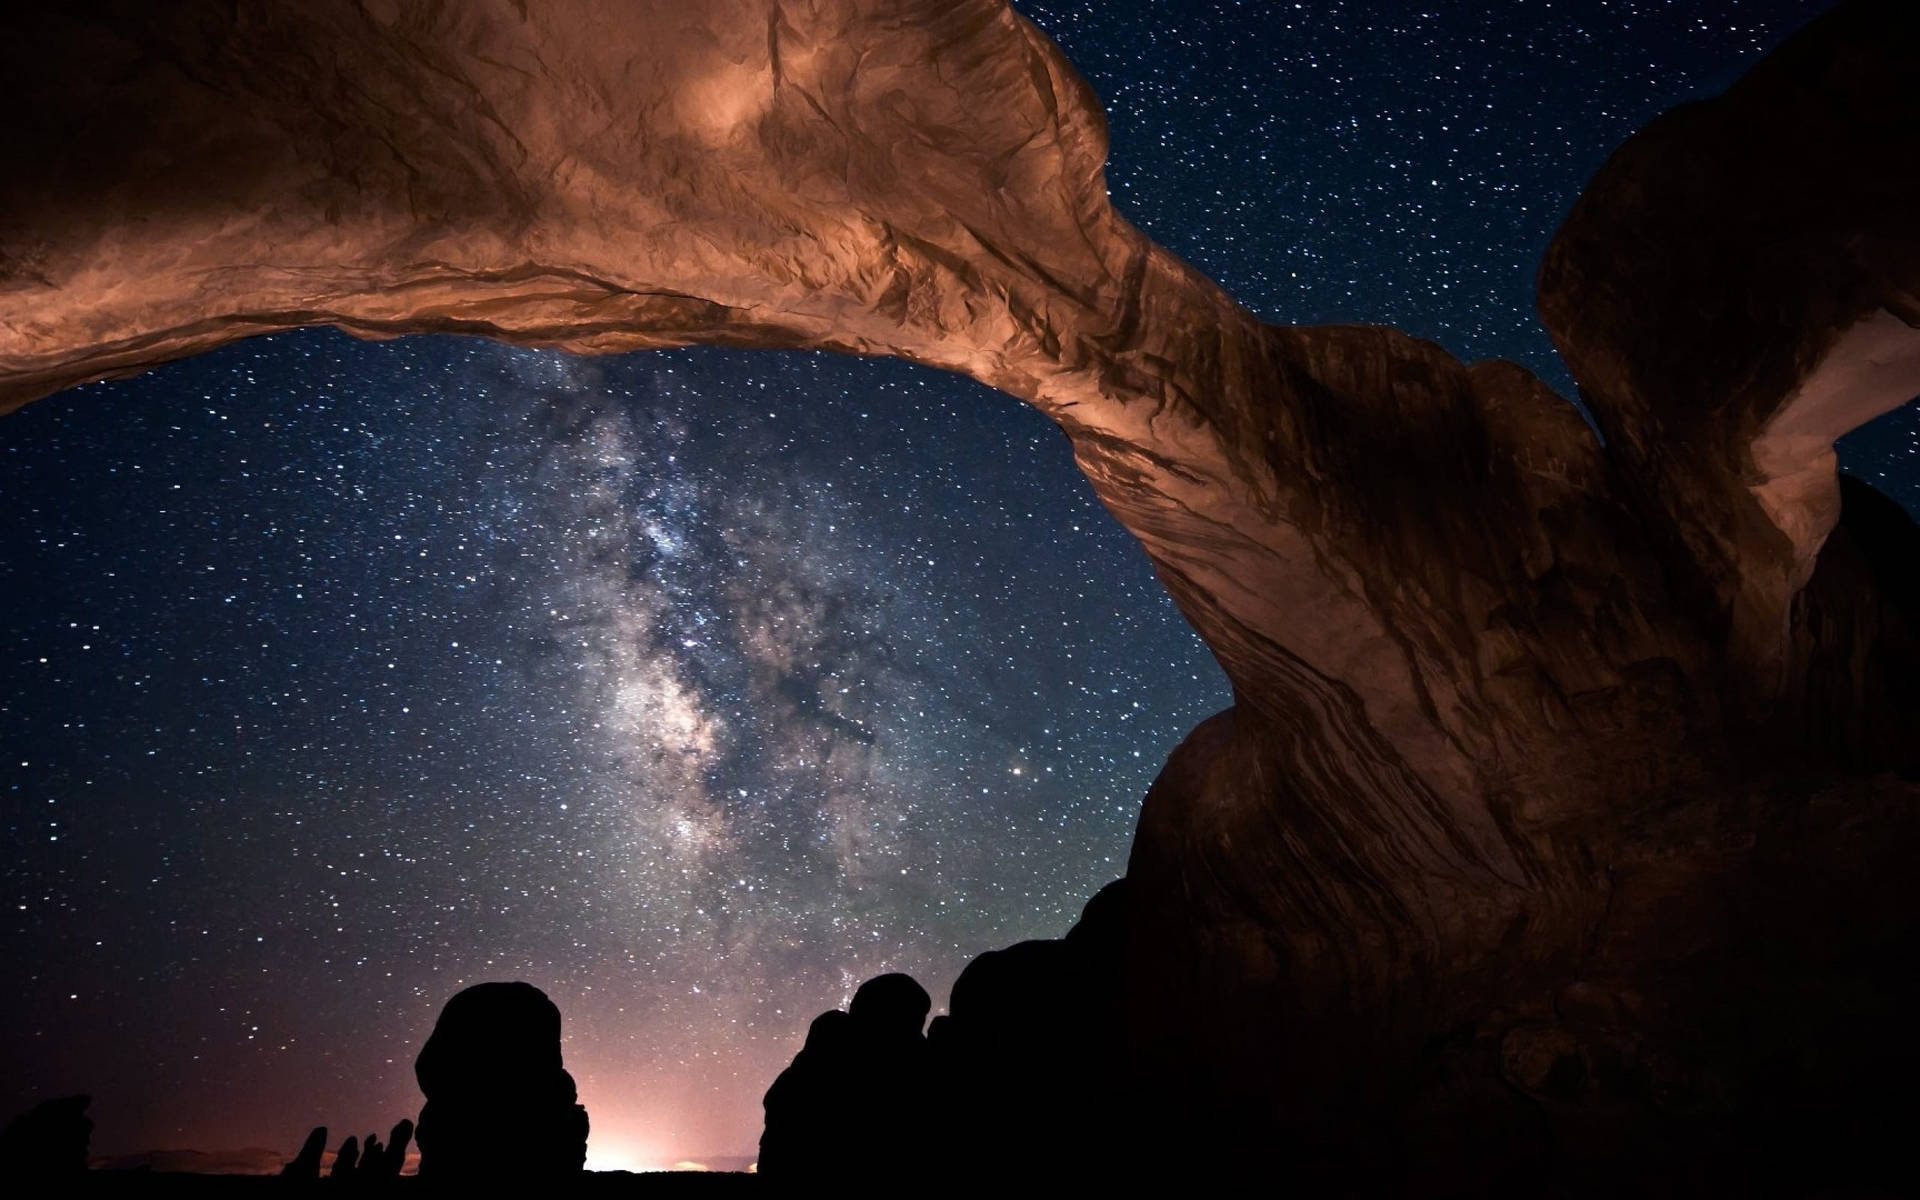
760,974,932,1181
414,982,587,1182
328,1135,359,1180
848,973,931,1039
763,888,1137,1184
279,1126,328,1179
360,1119,413,1179
0,1095,92,1182
927,882,1134,1184
758,1010,855,1179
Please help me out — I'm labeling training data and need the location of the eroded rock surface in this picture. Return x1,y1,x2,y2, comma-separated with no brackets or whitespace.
1540,0,1920,697
0,0,1679,1004
3,0,1917,1188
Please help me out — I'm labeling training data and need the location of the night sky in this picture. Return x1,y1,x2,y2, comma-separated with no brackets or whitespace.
5,0,1912,1171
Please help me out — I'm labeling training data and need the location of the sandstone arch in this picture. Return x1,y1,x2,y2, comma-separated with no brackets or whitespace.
4,0,1918,1185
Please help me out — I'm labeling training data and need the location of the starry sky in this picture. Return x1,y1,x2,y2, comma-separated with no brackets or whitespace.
4,0,1913,1171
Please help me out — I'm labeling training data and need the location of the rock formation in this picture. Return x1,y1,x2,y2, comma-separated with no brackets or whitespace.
763,881,1222,1184
760,973,932,1181
927,881,1133,1183
280,1119,411,1182
2,0,1917,1189
758,1010,856,1179
0,1095,92,1182
280,1126,328,1180
328,1135,359,1180
413,982,587,1182
361,1119,413,1179
1538,2,1920,706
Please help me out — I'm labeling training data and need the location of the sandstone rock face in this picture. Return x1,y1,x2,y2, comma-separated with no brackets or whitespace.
0,0,1670,1001
3,0,1916,1187
1540,0,1920,703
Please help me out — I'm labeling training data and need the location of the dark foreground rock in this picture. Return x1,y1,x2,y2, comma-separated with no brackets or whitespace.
277,1128,327,1180
413,982,587,1182
759,974,931,1182
328,1136,359,1180
0,1094,93,1183
358,1119,413,1179
54,1170,757,1195
762,885,1136,1185
927,881,1133,1183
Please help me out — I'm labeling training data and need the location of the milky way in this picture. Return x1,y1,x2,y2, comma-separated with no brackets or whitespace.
4,0,1914,1169
1,335,1220,1164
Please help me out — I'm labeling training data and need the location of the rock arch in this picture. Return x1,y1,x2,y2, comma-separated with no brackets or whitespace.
4,0,1918,1184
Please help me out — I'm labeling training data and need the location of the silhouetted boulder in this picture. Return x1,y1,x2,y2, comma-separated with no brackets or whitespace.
760,973,933,1181
359,1119,412,1178
0,1095,92,1181
760,890,1141,1182
413,981,587,1182
849,973,931,1037
280,1126,328,1179
329,1135,359,1179
928,880,1135,1182
759,1010,854,1179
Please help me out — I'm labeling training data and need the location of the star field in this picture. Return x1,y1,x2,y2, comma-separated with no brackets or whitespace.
4,0,1915,1170
1,340,1218,1165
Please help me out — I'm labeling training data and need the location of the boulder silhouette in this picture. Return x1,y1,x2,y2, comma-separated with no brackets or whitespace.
0,1095,92,1181
757,890,1145,1184
413,981,588,1181
849,973,931,1037
280,1125,328,1179
927,880,1135,1183
360,1118,412,1178
759,1010,855,1178
329,1134,359,1179
759,973,932,1181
